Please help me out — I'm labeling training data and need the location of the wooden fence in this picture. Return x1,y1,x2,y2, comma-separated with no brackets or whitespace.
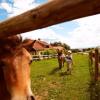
32,54,58,61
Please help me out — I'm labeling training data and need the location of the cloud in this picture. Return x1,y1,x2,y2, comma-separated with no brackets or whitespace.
9,0,39,17
0,0,39,16
0,2,12,13
51,25,64,30
66,14,100,48
21,27,66,43
13,0,36,10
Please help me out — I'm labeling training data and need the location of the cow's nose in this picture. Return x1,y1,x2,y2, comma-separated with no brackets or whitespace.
27,95,35,100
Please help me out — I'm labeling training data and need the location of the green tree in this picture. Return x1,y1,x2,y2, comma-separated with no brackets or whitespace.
50,42,70,50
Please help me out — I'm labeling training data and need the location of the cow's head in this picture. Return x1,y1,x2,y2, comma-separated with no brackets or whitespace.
0,36,35,100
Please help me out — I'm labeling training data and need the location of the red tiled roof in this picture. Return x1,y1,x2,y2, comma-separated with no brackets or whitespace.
38,40,49,46
22,39,34,46
32,41,45,51
23,39,51,51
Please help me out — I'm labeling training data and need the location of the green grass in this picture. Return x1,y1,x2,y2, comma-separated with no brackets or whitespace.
30,54,91,100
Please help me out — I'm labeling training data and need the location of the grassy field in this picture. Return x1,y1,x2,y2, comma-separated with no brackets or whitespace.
30,54,91,100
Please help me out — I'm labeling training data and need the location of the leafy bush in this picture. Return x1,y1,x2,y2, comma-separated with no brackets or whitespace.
41,49,57,55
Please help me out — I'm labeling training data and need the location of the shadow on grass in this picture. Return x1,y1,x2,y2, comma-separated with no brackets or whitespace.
49,67,71,77
49,67,61,75
89,81,100,100
59,71,71,77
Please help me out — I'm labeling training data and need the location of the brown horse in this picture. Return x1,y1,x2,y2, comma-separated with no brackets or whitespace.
0,35,35,100
57,49,65,69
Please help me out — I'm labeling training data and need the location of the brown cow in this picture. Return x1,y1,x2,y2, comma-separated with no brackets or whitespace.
0,35,35,100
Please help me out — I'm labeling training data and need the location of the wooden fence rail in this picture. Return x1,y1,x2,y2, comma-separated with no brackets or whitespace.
0,0,100,39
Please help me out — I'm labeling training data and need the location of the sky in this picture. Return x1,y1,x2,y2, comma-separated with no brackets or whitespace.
0,0,100,49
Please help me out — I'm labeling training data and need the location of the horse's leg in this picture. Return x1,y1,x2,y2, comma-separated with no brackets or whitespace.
59,60,62,69
62,60,64,67
62,57,65,67
58,58,62,69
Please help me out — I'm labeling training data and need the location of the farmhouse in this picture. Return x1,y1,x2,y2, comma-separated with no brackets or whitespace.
23,39,51,55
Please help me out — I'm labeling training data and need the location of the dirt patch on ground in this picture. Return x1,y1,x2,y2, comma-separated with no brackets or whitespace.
35,95,42,100
49,81,61,88
35,91,48,100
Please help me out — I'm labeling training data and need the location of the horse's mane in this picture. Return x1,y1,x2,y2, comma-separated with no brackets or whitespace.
0,35,22,57
0,36,20,100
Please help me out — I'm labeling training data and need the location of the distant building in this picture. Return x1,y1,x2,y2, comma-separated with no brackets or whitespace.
22,39,51,55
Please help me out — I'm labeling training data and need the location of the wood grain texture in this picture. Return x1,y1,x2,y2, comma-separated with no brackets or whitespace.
0,0,100,39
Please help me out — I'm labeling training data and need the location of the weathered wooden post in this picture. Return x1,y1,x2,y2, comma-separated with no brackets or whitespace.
89,51,93,66
89,51,93,81
95,48,99,81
